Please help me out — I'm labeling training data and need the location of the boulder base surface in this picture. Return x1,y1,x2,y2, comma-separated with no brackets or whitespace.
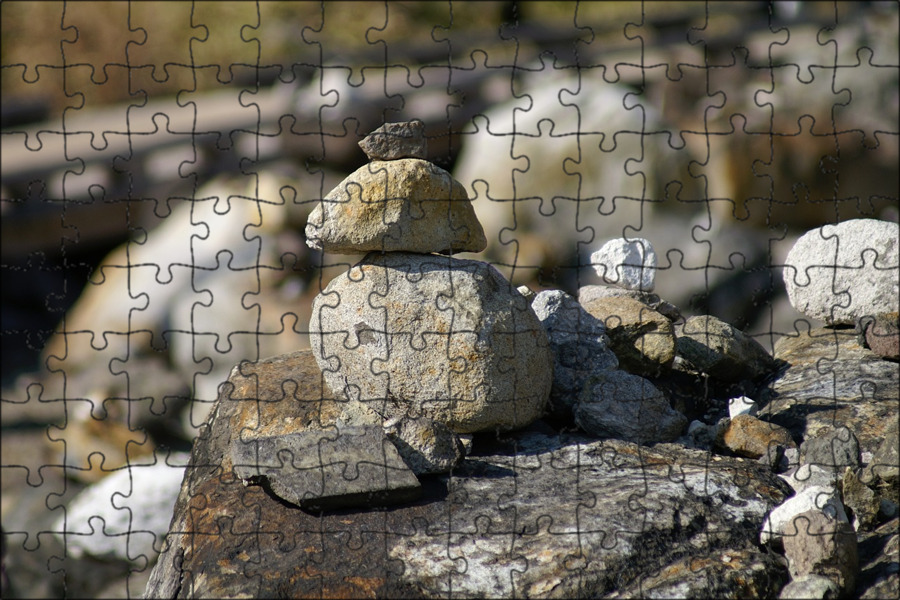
144,350,792,599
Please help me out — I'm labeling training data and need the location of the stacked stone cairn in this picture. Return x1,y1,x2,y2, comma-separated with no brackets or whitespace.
287,121,553,507
147,194,896,597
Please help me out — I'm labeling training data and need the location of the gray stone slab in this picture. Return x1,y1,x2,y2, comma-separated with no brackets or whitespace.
231,426,421,511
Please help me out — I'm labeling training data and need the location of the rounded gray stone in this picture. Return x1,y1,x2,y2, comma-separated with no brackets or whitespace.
531,289,618,420
306,158,487,255
676,315,776,381
309,252,552,433
783,219,899,324
575,369,688,444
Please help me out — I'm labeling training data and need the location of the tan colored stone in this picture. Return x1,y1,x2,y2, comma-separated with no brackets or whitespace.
782,509,858,595
305,158,486,254
717,414,797,459
582,295,675,376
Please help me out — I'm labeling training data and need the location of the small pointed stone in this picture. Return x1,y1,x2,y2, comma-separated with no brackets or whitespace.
359,121,428,160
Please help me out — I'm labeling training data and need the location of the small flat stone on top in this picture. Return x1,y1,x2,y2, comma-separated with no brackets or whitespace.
359,121,428,160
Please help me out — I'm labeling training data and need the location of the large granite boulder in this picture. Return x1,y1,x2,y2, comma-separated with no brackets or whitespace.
305,158,487,254
309,252,552,433
782,219,899,325
144,350,792,598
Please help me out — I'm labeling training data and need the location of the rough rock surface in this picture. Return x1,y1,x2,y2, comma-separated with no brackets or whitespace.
781,464,840,494
582,294,676,376
309,252,552,433
358,120,428,160
761,485,849,545
782,218,899,324
843,468,881,531
575,369,688,444
531,289,618,419
782,509,859,595
860,418,899,494
801,426,862,473
145,354,792,598
759,327,899,460
676,315,778,382
716,414,797,459
305,158,487,254
855,517,899,599
590,237,657,291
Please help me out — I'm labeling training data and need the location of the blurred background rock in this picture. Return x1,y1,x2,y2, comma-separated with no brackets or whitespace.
1,2,897,597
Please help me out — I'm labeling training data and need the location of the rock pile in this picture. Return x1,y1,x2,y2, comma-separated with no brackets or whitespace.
141,190,898,598
221,122,555,512
308,121,552,436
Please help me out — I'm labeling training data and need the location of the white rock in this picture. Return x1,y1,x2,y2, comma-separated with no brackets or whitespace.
728,396,759,418
760,485,849,544
590,238,657,292
55,453,190,563
783,218,899,324
309,252,552,433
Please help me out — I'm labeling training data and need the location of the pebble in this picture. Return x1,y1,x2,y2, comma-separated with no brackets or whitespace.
860,311,900,360
358,120,428,160
783,218,899,325
305,158,486,254
728,395,758,418
309,252,552,433
590,237,657,292
531,289,618,420
578,284,682,322
716,414,797,459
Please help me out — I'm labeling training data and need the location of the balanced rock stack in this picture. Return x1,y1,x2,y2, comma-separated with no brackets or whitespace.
307,121,553,440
